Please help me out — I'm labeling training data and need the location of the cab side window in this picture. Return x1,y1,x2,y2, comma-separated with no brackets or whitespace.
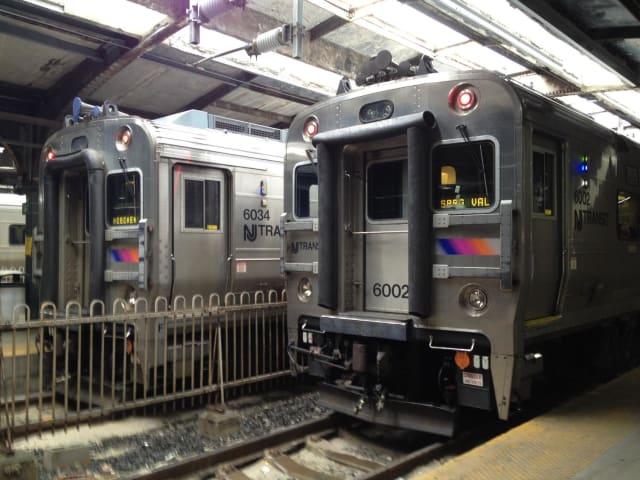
294,163,318,218
184,179,221,231
9,224,25,245
617,191,640,241
532,150,555,216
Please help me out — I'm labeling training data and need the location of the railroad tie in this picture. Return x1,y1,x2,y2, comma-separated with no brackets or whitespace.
265,448,339,480
305,436,385,472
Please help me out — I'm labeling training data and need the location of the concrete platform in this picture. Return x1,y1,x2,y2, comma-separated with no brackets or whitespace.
414,367,640,480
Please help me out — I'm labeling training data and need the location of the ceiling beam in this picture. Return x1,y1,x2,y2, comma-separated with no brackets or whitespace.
513,0,639,83
0,0,137,46
0,112,59,129
180,72,258,111
589,26,640,41
619,0,640,22
78,16,189,98
0,16,103,61
143,52,323,105
309,16,349,41
404,0,609,92
206,7,367,79
208,99,293,125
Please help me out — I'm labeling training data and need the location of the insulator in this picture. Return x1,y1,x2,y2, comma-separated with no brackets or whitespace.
195,0,246,22
249,26,287,56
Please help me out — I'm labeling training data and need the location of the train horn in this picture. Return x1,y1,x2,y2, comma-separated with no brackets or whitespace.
72,97,102,123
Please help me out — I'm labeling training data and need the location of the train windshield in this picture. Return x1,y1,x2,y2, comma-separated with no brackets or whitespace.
433,140,495,210
107,171,141,226
294,163,318,218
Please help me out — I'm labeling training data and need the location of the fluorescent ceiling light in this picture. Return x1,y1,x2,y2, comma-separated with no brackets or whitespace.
168,28,343,97
591,110,628,130
363,1,468,51
439,42,525,75
308,0,525,73
598,90,640,120
556,95,604,116
430,0,632,91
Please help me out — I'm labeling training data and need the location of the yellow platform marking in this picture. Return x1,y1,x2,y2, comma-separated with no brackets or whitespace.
415,368,640,480
525,315,562,328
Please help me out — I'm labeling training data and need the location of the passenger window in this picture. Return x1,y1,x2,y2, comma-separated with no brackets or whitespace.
107,171,141,226
9,224,25,245
532,151,555,216
294,163,318,218
433,141,495,210
185,179,221,231
617,191,640,241
367,160,407,220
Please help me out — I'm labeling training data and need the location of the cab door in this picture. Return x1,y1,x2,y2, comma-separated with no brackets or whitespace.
363,149,409,314
526,136,562,318
59,170,89,306
173,165,228,297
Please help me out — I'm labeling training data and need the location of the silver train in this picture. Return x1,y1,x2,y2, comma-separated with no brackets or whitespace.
0,194,26,272
283,59,640,435
33,102,285,377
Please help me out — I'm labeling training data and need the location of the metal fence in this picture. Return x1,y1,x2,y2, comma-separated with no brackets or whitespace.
0,290,288,450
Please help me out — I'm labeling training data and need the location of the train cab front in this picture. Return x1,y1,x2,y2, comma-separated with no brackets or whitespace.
284,74,521,436
36,102,149,381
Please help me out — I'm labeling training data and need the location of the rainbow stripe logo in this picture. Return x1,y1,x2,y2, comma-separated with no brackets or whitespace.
436,238,498,256
111,248,139,263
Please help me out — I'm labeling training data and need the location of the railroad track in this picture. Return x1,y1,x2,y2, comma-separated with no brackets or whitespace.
119,413,465,480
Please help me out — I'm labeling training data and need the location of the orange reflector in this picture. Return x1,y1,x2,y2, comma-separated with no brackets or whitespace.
454,351,471,370
126,339,134,355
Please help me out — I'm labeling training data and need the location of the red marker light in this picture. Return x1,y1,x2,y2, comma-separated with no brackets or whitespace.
448,84,478,113
303,117,319,140
46,147,55,161
115,125,133,152
457,89,475,109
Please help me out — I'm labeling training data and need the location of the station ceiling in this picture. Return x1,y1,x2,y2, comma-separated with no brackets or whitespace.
1,0,640,190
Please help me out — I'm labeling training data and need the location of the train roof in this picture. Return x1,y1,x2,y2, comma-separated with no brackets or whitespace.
46,101,287,164
292,70,639,149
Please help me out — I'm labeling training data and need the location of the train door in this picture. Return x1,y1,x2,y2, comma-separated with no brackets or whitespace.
362,148,409,314
59,170,89,306
526,135,562,318
172,165,228,297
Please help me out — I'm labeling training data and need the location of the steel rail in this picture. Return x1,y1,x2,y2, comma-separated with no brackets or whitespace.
120,414,339,480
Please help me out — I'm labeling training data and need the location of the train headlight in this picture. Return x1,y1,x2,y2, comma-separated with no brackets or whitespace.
468,288,487,310
302,117,319,141
460,284,488,316
115,125,133,152
297,277,313,302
